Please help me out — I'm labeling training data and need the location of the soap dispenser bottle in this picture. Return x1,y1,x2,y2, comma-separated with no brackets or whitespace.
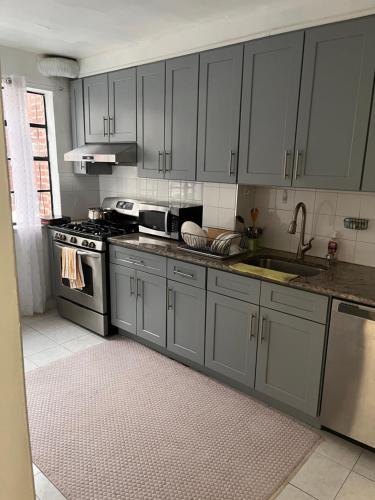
326,232,338,261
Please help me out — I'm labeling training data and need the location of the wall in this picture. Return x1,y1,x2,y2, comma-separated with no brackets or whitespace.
0,45,99,219
237,186,375,266
79,1,375,76
99,168,238,230
0,82,35,500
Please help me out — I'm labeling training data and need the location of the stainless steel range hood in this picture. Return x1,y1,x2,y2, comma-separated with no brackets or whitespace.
64,143,137,165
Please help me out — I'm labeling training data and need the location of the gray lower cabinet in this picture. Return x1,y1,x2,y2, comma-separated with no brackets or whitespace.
164,54,199,181
110,264,137,334
166,280,205,364
110,264,166,347
84,74,109,143
238,32,303,186
108,68,136,142
136,270,166,347
137,61,165,178
294,17,375,190
255,307,325,416
205,291,258,386
197,45,243,183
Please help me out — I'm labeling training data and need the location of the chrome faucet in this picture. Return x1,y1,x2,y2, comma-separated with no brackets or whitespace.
288,202,314,260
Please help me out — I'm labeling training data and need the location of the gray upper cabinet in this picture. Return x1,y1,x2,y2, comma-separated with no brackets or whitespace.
167,280,205,364
136,270,167,347
70,79,86,174
294,17,375,190
70,79,85,149
164,54,199,181
238,32,304,186
108,68,136,142
137,61,165,178
197,45,243,183
255,307,325,416
362,92,375,191
110,263,137,334
205,291,258,386
84,74,109,143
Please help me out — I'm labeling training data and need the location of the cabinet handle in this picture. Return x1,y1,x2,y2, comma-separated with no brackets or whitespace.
167,288,174,310
158,151,164,173
260,316,268,344
137,279,143,298
294,149,302,179
164,151,171,172
173,269,194,279
228,149,236,176
249,312,257,340
129,276,135,295
109,116,114,135
122,258,145,267
283,150,291,179
103,116,108,137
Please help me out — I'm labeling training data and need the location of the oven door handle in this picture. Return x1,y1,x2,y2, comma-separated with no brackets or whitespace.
55,243,100,258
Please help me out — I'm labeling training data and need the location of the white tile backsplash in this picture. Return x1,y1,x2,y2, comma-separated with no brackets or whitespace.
99,171,238,230
238,186,375,267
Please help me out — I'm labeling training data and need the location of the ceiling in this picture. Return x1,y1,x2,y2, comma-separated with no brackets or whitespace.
0,0,278,59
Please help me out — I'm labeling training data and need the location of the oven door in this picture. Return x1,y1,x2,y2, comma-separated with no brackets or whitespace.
53,241,107,314
138,205,171,238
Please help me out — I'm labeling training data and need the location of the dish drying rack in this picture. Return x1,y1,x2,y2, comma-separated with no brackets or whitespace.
178,232,247,259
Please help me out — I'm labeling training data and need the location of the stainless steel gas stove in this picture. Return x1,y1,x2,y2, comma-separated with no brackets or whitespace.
50,198,140,336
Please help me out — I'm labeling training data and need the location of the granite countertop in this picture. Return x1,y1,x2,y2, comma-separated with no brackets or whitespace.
108,234,375,307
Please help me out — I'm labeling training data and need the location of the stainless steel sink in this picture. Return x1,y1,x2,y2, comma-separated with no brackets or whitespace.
242,255,327,277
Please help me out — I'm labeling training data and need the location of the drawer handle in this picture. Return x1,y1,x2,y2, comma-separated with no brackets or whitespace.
167,288,174,310
173,269,194,279
122,258,145,267
260,316,268,344
249,313,257,340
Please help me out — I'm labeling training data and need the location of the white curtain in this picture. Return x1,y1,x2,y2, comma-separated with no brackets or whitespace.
3,76,46,315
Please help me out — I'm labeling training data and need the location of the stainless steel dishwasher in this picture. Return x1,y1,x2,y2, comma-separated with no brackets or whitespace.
321,299,375,448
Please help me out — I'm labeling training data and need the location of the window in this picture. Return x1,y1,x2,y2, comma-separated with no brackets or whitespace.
7,91,54,220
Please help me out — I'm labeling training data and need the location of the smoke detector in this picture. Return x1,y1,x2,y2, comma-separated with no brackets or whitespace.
38,56,79,79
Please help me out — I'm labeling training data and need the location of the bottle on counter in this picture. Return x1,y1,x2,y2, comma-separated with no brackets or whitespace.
326,232,338,261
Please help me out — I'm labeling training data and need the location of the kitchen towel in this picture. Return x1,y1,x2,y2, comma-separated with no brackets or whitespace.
229,262,298,283
61,247,85,289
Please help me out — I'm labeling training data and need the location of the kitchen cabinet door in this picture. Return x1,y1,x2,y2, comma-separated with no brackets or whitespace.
197,45,243,183
110,264,137,334
70,79,86,174
108,68,136,143
238,32,303,186
255,307,325,416
84,74,109,143
136,270,167,347
205,291,258,386
361,92,375,192
167,280,205,364
164,54,199,181
293,17,375,190
137,62,165,178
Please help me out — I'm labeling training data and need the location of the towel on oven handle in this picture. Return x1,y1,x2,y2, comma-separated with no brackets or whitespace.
61,247,85,289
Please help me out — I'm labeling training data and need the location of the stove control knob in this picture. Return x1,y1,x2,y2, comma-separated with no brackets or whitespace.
82,240,89,247
88,242,96,249
70,236,77,244
61,234,66,241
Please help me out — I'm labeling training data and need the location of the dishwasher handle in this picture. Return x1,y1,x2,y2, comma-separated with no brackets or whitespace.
338,301,375,322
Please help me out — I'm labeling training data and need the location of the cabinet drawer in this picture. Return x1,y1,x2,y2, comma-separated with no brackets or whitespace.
109,246,166,277
207,269,260,304
260,282,328,323
167,259,206,289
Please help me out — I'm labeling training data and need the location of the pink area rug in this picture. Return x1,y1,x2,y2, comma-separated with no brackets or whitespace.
26,337,319,499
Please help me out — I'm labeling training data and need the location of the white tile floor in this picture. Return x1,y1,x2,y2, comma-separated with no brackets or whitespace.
22,310,375,500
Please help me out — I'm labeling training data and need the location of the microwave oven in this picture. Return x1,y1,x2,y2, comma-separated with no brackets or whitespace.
138,202,203,240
